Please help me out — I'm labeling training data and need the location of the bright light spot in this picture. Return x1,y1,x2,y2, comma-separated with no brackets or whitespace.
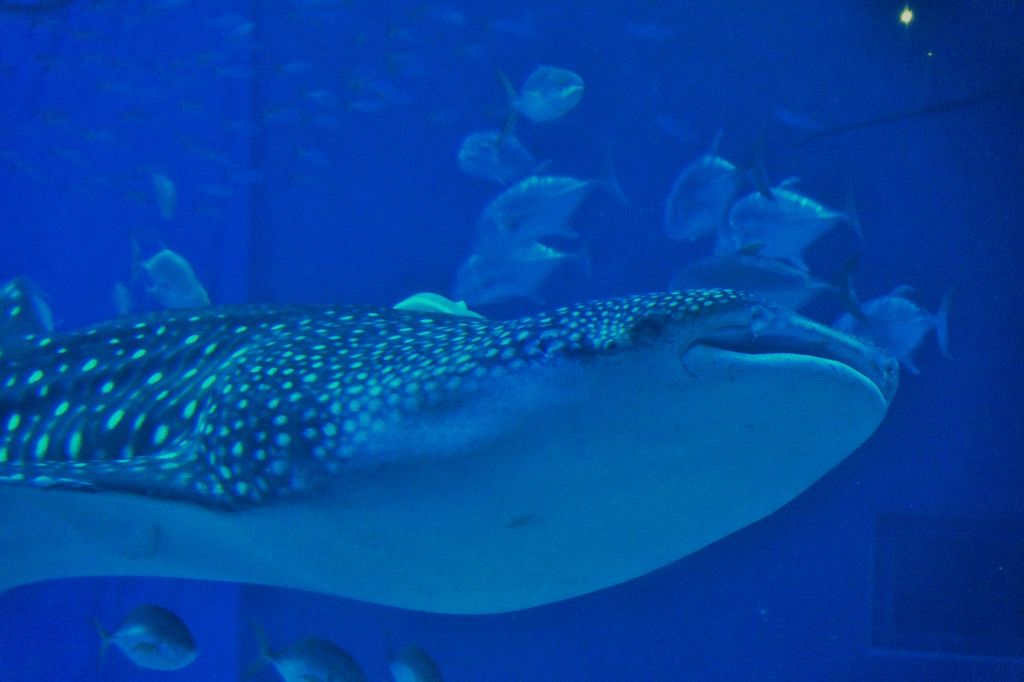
899,5,914,25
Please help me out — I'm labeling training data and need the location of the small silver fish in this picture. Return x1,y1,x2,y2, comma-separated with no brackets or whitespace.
393,293,485,319
141,248,210,309
503,66,584,123
389,644,445,682
457,130,537,185
718,182,858,270
669,253,834,311
254,633,367,682
663,140,741,242
834,285,951,374
95,604,197,671
452,240,589,307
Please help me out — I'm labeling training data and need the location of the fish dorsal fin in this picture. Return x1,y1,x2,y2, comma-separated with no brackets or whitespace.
706,129,725,156
833,253,866,320
92,617,111,671
496,69,519,141
746,160,773,198
935,286,954,359
596,153,631,205
890,284,916,298
242,620,272,679
842,194,865,243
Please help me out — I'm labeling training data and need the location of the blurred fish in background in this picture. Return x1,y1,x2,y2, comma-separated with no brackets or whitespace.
457,129,538,185
94,604,197,672
717,180,861,270
663,135,742,242
451,172,605,306
388,643,445,682
476,174,596,249
0,276,54,340
251,629,367,682
453,239,589,306
834,285,952,374
500,65,584,123
140,247,210,309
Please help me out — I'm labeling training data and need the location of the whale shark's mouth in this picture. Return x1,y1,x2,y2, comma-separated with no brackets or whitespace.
683,304,899,404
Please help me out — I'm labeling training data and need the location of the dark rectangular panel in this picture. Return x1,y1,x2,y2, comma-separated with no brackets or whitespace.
873,515,1024,659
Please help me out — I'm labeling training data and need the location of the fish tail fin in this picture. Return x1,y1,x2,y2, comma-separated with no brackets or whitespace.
496,69,518,140
902,355,922,375
707,127,758,202
832,253,866,319
787,254,810,272
935,285,954,359
597,153,631,205
842,194,865,243
737,127,775,199
112,281,133,316
746,159,773,199
128,235,144,286
571,242,593,282
243,621,270,679
890,284,916,298
532,158,553,175
706,129,725,155
92,617,110,670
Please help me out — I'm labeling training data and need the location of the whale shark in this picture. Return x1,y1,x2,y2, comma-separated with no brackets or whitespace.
0,289,897,614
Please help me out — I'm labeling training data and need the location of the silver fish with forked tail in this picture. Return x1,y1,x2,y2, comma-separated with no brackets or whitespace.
0,290,897,614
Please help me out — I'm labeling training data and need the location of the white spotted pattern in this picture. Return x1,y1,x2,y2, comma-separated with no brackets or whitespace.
0,290,751,507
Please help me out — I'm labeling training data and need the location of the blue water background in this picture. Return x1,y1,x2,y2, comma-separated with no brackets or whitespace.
0,1,1021,679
